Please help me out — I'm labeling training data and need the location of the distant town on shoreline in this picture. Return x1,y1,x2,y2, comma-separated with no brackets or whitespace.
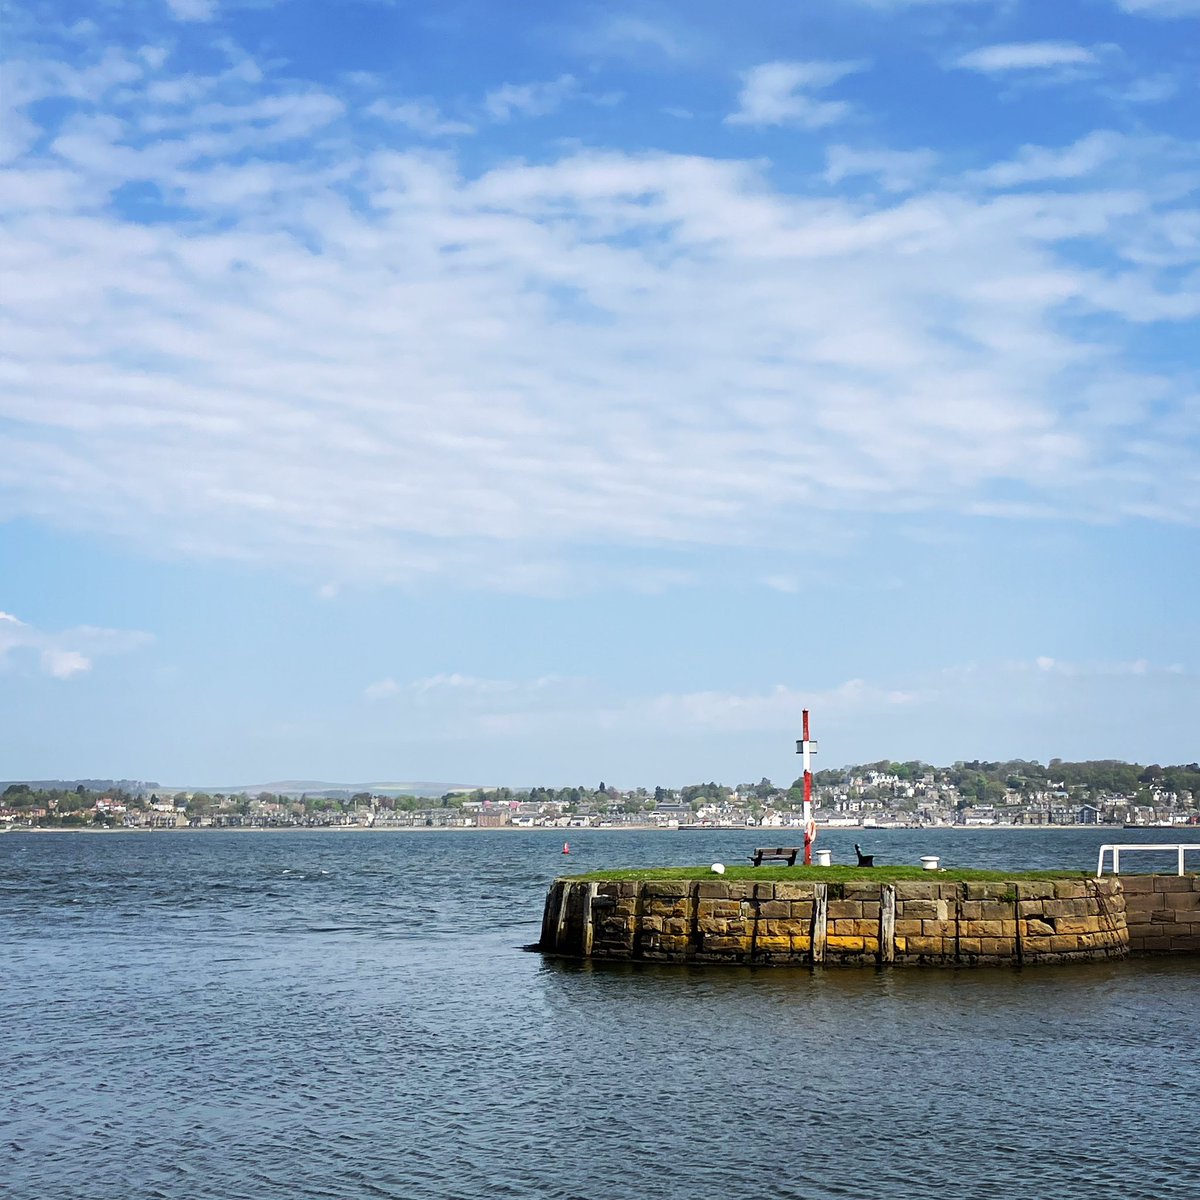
3,758,1199,831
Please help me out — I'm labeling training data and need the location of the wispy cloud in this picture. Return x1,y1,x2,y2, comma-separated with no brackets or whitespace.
353,658,1196,766
0,611,151,679
970,130,1123,187
726,60,865,128
1,42,1198,595
578,14,690,61
366,99,474,137
955,42,1099,73
825,145,938,192
484,74,578,122
1115,0,1200,15
164,0,217,22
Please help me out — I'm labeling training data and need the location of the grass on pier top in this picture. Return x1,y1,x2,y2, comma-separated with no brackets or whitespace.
562,865,1092,883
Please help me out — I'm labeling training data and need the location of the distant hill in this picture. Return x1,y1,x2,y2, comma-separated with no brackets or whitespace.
165,780,483,799
0,779,159,794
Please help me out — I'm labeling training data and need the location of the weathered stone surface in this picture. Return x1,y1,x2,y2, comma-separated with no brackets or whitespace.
761,919,798,937
894,881,937,900
774,883,817,901
965,882,1011,900
1118,875,1155,893
701,935,751,953
535,872,1200,968
1135,935,1176,951
1016,880,1057,900
844,881,883,901
903,935,941,955
643,880,691,899
754,935,792,955
1153,876,1197,892
828,918,877,938
979,938,1013,958
1054,880,1090,899
826,935,865,952
1056,916,1103,935
961,919,1005,938
656,934,689,953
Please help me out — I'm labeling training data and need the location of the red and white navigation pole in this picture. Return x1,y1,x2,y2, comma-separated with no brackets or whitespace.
797,709,818,865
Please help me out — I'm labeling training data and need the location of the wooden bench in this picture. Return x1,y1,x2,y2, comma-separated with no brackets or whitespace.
750,846,800,867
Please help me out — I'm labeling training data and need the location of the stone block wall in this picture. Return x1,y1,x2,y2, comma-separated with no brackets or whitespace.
1123,874,1200,955
539,875,1129,967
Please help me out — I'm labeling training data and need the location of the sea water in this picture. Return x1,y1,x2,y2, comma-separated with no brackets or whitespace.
3,827,1198,1200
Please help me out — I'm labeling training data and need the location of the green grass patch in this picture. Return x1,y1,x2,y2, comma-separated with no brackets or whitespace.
562,865,1091,884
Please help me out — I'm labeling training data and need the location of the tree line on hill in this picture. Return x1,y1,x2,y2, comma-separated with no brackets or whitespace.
4,758,1199,826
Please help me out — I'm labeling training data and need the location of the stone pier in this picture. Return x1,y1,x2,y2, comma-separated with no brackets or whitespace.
540,875,1133,966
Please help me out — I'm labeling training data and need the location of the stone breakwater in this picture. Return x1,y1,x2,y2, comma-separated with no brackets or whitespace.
540,876,1136,966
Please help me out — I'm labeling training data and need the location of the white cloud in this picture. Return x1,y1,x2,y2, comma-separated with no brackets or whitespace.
484,75,577,122
366,99,474,137
367,673,565,703
165,0,217,21
0,612,151,679
956,42,1098,72
348,658,1195,761
825,145,938,192
1115,0,1200,14
42,648,92,678
726,60,865,128
971,131,1123,188
1,47,1198,593
364,678,401,700
579,15,689,61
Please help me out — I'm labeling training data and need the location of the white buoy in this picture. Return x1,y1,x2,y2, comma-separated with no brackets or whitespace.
711,862,725,875
921,855,940,871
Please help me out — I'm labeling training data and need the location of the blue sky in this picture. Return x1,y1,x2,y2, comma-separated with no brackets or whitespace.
2,0,1198,787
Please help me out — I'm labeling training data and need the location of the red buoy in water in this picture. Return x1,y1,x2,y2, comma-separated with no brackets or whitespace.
562,841,570,854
